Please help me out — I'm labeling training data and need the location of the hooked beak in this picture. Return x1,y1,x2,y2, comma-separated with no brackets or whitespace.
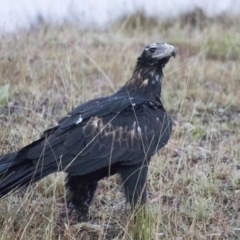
153,43,176,60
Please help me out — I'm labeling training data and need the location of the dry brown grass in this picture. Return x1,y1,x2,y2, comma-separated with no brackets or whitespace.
0,10,240,239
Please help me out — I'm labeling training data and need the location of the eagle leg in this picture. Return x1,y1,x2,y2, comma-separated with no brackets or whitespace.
66,175,98,222
119,162,149,209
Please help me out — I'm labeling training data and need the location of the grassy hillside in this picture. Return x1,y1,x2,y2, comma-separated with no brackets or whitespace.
0,10,240,239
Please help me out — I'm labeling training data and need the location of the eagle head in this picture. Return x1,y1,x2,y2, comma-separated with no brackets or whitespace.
137,43,176,68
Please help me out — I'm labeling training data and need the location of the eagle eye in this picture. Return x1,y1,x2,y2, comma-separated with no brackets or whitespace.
149,47,157,53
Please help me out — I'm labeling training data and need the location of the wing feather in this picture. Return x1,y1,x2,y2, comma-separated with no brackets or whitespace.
23,94,171,176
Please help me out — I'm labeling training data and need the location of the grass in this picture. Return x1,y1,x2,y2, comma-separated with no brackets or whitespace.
0,9,240,239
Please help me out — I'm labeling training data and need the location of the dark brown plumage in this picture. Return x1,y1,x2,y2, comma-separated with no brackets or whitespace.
0,42,175,221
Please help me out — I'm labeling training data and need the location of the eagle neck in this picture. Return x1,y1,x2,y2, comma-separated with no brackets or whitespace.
119,65,163,101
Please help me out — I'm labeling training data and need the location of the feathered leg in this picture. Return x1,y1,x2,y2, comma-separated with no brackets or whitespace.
66,175,98,222
65,164,119,222
119,162,148,209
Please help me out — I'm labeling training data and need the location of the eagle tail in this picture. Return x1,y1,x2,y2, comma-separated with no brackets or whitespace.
0,152,54,198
